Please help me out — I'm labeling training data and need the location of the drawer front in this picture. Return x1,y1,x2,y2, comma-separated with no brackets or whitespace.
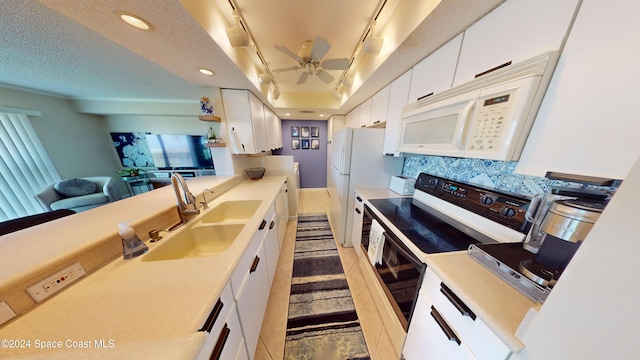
197,282,238,360
403,290,476,360
230,230,263,295
422,268,511,360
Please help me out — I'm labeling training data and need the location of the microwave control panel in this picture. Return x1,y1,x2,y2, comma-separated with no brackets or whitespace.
415,173,530,232
467,92,515,152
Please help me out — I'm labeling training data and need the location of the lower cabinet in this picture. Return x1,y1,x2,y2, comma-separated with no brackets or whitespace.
197,282,248,360
263,206,280,286
350,192,364,256
403,268,511,360
231,229,271,359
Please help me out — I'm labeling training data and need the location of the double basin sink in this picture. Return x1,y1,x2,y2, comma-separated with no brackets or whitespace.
142,200,262,262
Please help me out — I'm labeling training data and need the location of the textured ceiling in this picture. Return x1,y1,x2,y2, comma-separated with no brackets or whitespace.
0,0,504,119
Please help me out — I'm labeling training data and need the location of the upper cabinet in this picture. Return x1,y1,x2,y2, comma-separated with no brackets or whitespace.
358,98,373,128
408,34,462,103
346,106,360,128
453,0,579,87
370,85,390,127
383,69,411,157
263,106,282,151
516,0,640,180
222,89,282,154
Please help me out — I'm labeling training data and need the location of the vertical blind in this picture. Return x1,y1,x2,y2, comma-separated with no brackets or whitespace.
0,111,60,221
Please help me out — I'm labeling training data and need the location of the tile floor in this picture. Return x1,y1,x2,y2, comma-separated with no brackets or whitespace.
254,188,398,360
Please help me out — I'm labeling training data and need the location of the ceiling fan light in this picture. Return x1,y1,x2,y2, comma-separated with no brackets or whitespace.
258,73,272,84
364,36,384,55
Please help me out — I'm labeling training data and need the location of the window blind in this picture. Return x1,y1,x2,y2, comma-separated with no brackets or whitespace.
0,112,60,221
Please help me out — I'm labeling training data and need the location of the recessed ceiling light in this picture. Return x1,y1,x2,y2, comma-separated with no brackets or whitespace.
199,68,214,76
114,10,153,31
285,113,291,116
319,114,325,117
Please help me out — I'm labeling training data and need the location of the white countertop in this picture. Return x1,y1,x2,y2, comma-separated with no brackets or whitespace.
0,176,287,358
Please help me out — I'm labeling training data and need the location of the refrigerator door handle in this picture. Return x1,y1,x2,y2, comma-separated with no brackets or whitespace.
340,143,347,174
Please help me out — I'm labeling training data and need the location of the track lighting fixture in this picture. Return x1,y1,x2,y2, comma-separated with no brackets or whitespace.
363,21,384,55
341,74,354,88
258,72,272,84
226,12,249,48
332,89,342,100
272,86,280,100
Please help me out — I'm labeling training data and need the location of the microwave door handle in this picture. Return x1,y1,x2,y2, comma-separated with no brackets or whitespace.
454,100,477,150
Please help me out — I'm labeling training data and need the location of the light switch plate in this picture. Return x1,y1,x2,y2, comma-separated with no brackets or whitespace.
26,262,86,303
0,301,16,325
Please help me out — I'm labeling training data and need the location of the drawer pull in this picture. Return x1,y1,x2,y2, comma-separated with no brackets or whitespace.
430,306,461,345
356,196,362,202
199,299,224,333
355,208,361,214
250,256,261,273
440,283,476,320
269,220,275,230
210,323,231,360
259,220,267,230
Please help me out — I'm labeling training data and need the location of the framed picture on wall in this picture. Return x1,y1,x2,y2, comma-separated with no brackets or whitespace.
301,139,310,149
311,127,319,137
301,127,310,138
291,126,300,137
292,139,300,150
311,139,320,150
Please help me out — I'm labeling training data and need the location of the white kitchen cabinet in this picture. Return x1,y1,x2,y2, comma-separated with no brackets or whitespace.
404,267,511,360
382,69,412,156
263,106,282,150
453,0,579,87
350,192,364,256
262,205,279,286
346,106,360,128
358,98,373,128
408,34,462,103
197,282,247,360
274,182,288,247
516,0,640,180
403,289,476,360
222,89,268,154
370,85,390,127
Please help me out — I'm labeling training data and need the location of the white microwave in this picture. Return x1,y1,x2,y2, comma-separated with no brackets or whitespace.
398,51,560,161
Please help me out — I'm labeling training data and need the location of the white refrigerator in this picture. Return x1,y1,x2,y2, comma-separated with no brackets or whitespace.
328,128,403,246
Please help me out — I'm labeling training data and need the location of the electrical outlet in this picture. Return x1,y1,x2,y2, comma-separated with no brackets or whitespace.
26,262,86,303
259,159,265,166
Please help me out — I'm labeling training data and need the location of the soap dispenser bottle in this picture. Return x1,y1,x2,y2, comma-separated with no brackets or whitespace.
118,221,148,259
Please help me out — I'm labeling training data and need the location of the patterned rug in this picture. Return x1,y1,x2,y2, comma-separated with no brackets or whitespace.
284,213,370,360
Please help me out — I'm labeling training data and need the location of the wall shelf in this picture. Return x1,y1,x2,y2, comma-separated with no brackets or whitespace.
205,142,226,148
198,115,222,122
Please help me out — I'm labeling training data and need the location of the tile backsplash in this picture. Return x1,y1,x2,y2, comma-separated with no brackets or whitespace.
401,155,589,197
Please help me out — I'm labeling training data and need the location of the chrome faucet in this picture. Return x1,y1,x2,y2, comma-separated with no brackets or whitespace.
171,173,200,223
201,189,214,209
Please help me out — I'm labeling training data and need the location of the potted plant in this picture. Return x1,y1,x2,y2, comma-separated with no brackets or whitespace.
117,168,145,177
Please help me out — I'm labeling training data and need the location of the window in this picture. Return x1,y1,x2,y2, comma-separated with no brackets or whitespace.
0,109,60,221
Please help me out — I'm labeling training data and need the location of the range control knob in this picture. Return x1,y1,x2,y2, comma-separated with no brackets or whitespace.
500,207,517,218
427,178,438,188
479,195,495,205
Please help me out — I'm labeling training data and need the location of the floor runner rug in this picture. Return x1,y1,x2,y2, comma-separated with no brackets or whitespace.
284,213,370,360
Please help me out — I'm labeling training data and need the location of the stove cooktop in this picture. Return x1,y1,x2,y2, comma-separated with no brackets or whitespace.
367,197,480,254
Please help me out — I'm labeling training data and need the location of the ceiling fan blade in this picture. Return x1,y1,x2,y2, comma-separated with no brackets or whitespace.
316,69,334,84
275,44,301,62
321,58,350,70
311,36,331,60
297,71,310,84
272,65,301,73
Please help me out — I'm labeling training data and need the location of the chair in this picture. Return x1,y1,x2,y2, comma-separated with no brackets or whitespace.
35,176,121,213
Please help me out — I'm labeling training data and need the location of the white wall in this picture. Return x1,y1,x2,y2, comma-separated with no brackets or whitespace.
0,87,119,180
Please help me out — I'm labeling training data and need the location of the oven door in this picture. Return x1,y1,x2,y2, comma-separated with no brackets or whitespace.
361,204,426,330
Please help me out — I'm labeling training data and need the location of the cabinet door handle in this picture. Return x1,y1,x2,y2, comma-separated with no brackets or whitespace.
210,323,231,360
269,220,275,230
259,220,267,230
198,299,224,333
356,196,362,202
373,120,381,124
355,208,361,214
249,256,260,273
440,283,476,320
430,306,461,345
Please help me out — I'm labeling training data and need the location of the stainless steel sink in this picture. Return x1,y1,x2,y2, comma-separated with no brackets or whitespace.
142,223,244,261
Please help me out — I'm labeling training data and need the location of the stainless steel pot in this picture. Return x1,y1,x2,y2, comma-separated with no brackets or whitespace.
540,200,603,243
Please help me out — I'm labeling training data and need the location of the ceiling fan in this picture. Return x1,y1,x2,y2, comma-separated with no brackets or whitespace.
273,36,350,85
